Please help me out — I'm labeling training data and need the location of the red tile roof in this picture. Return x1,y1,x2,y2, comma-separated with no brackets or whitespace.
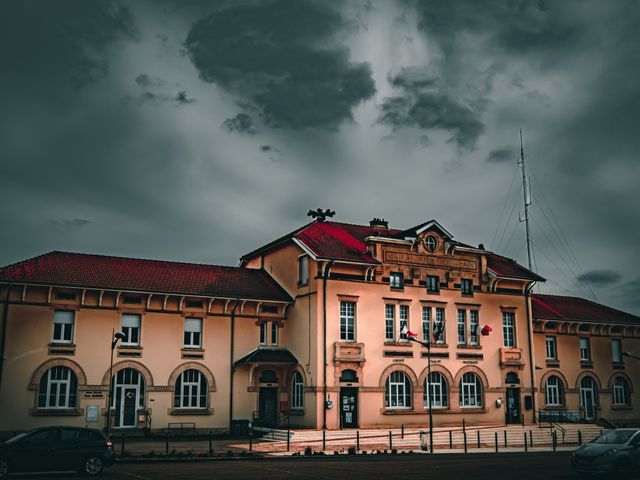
532,294,640,325
487,253,545,281
0,251,292,302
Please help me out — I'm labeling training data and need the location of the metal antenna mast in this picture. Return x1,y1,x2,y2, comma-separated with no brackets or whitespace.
518,129,533,271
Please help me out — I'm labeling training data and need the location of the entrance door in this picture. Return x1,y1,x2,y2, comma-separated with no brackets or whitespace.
580,377,597,421
505,387,521,424
113,368,145,428
340,387,358,428
259,387,278,428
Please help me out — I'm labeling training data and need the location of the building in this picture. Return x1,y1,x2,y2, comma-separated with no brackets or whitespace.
0,216,638,434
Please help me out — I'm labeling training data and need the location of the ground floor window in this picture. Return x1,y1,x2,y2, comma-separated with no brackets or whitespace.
291,371,304,409
612,376,631,406
459,372,482,408
545,375,564,406
385,371,412,409
174,369,208,409
424,372,448,408
38,366,78,408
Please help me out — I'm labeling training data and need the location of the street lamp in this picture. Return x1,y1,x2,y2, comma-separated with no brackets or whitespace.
622,351,640,360
106,329,126,435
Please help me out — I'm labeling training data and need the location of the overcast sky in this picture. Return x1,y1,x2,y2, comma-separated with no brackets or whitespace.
1,0,639,314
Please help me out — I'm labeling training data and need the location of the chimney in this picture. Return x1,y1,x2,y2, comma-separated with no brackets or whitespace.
369,218,388,229
478,243,485,250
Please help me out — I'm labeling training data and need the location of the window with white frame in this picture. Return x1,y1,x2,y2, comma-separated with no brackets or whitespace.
469,310,479,345
612,339,622,363
434,307,446,344
502,312,515,348
38,366,78,408
424,372,448,408
340,301,356,341
579,338,590,361
385,304,395,341
259,322,267,345
52,311,74,343
545,375,564,406
459,372,482,408
457,309,466,345
291,371,304,409
613,376,631,405
183,318,202,348
121,314,141,346
546,336,557,360
174,369,207,409
385,371,412,409
422,307,431,343
390,272,403,289
298,255,309,285
399,305,409,341
271,322,279,345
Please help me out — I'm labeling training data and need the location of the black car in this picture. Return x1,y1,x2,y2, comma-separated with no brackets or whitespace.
0,426,115,477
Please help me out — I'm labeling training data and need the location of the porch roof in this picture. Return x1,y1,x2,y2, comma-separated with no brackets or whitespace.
234,348,298,366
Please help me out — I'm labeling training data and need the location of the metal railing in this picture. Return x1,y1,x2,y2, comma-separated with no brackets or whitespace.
536,409,580,425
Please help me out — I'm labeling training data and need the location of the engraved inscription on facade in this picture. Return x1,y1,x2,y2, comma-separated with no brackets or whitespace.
384,251,477,271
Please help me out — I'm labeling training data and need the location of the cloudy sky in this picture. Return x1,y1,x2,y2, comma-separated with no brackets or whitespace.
1,0,639,314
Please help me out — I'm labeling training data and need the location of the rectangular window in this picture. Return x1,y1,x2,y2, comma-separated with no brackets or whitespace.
390,272,403,289
461,279,473,295
422,307,431,343
545,336,557,360
340,301,356,341
502,312,515,348
426,275,439,293
121,314,141,346
434,307,446,344
52,311,74,343
259,322,267,345
298,255,309,285
469,310,479,345
271,322,279,345
183,318,202,348
399,305,409,341
579,338,590,361
612,339,622,363
457,309,466,345
385,305,395,341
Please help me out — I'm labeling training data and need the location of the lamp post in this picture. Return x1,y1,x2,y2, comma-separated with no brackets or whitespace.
106,329,126,436
622,351,640,361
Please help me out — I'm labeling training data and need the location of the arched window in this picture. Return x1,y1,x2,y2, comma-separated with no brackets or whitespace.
174,369,207,409
385,371,412,409
459,372,482,408
291,372,304,409
613,376,631,406
340,369,358,383
545,375,564,406
424,372,448,408
38,366,78,408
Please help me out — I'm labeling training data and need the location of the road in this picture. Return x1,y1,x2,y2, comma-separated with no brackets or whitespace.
14,452,578,479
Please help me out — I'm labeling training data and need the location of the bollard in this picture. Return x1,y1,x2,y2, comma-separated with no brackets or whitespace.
462,419,466,435
504,430,507,448
529,430,533,447
495,432,498,452
389,430,393,449
477,430,480,448
449,430,453,449
463,432,467,453
552,431,557,452
249,430,253,452
578,430,582,445
323,429,326,451
121,434,125,457
357,431,360,451
165,434,169,455
401,424,404,439
524,432,528,452
209,431,213,456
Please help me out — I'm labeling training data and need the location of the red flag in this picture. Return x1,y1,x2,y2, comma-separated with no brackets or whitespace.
401,325,418,340
481,325,493,336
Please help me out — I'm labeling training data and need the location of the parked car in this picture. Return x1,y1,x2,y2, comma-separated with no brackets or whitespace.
0,426,114,477
571,428,640,476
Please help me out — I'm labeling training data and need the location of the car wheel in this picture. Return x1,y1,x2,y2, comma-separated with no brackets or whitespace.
0,458,9,479
80,455,104,476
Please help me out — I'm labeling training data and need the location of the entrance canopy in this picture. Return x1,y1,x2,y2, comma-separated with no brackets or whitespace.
234,348,298,366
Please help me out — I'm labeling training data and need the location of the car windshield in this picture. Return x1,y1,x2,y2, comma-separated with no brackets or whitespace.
592,430,636,444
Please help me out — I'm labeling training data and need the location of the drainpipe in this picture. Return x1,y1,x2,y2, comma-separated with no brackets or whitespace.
0,283,10,388
525,284,537,423
229,298,241,432
322,260,333,431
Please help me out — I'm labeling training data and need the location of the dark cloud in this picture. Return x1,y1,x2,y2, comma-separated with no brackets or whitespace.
175,91,195,104
50,219,92,232
222,113,257,135
184,0,376,130
487,148,516,163
576,270,622,287
379,68,484,149
135,74,167,88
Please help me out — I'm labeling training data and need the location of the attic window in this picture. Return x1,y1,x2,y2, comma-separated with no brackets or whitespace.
122,295,142,304
424,235,438,252
55,291,76,301
262,305,278,314
185,300,203,308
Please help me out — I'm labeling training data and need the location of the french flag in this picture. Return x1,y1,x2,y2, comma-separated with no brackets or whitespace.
401,324,419,340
